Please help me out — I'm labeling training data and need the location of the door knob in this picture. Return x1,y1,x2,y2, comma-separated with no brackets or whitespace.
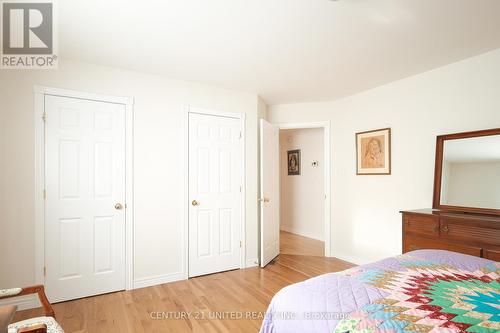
115,203,123,210
192,200,199,206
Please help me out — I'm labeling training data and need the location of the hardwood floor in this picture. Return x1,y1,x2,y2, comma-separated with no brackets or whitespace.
280,230,324,257
15,232,354,332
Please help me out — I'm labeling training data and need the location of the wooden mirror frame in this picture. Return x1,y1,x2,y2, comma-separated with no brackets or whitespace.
433,127,500,216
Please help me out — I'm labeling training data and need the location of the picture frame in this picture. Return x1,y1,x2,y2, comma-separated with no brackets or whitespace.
287,149,301,175
356,128,391,175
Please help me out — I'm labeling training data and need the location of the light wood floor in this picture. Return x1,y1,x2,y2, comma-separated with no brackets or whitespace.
15,232,353,333
280,230,324,257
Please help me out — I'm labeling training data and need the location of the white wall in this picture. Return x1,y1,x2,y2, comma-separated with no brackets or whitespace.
0,60,260,288
444,161,500,208
279,129,324,241
268,48,500,264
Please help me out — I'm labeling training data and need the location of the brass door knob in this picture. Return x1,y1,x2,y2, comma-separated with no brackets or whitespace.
115,203,123,210
192,200,199,206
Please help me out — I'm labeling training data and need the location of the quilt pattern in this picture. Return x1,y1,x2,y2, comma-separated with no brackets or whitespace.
334,256,500,333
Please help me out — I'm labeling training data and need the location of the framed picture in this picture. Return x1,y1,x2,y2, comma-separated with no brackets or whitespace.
287,149,301,175
356,128,391,175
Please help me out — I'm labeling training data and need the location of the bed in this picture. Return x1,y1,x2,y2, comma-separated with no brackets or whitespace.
259,250,499,333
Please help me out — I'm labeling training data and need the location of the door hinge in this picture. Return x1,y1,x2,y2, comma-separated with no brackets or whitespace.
43,266,46,277
42,111,47,122
43,189,46,199
239,185,242,193
240,241,242,248
239,131,242,139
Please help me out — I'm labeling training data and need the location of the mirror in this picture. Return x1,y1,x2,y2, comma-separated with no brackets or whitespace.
434,128,500,215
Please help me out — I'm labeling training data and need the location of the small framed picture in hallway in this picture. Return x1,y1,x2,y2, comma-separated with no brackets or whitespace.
287,149,301,175
356,128,391,175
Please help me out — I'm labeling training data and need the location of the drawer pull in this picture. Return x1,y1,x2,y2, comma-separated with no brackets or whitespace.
442,226,449,233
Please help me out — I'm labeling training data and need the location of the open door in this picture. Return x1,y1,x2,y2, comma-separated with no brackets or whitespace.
260,119,280,267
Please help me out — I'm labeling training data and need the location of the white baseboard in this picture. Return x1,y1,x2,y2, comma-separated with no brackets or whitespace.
331,252,362,266
280,227,324,242
133,272,186,290
0,294,41,311
245,258,259,268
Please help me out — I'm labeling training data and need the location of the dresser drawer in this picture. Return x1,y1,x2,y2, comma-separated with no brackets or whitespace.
483,249,500,261
403,236,482,257
403,213,439,236
440,217,500,246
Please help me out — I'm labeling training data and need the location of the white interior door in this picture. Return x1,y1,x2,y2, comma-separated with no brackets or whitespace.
188,112,243,277
260,119,280,267
45,95,126,302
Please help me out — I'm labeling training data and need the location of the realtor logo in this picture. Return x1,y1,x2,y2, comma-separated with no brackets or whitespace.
1,0,57,69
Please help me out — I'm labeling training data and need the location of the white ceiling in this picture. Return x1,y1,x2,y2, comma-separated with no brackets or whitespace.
59,0,500,104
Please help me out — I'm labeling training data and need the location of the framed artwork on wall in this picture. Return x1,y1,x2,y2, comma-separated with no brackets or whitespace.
356,128,391,175
287,149,301,175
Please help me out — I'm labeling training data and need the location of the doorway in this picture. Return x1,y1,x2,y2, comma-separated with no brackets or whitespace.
260,121,331,267
279,128,325,257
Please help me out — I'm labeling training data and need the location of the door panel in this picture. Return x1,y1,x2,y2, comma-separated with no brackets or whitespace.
188,112,242,277
197,210,212,258
59,140,80,198
93,215,115,274
59,218,81,279
260,119,280,267
45,95,126,302
219,208,232,254
483,248,500,261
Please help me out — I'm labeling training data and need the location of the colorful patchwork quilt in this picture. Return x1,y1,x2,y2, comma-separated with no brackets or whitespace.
259,250,499,333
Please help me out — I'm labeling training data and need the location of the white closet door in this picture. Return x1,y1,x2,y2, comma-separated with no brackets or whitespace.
44,95,126,302
188,112,242,277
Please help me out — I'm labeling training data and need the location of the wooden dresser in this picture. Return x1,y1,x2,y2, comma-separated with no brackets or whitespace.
401,209,500,261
